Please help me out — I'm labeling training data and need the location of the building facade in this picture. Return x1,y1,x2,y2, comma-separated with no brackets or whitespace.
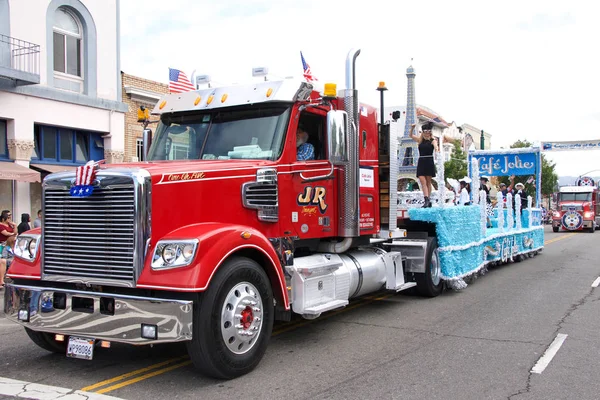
121,72,168,162
460,123,492,150
0,0,126,219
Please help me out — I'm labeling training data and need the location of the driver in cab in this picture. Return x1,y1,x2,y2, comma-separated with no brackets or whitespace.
296,125,315,161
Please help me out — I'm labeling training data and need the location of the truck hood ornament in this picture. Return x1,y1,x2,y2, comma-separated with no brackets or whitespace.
70,160,104,197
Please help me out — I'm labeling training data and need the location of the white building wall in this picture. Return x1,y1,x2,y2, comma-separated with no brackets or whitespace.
1,92,120,134
86,0,118,100
8,2,48,84
8,0,119,100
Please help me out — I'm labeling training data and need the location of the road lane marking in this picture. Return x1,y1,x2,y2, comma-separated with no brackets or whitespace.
544,232,576,245
80,355,188,391
95,360,193,394
592,277,600,288
84,234,571,393
531,333,568,374
0,377,124,400
85,294,393,394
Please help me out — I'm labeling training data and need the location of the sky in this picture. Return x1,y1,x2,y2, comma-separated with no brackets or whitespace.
119,0,600,178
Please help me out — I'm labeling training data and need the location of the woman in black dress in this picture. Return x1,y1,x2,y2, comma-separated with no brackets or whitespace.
409,122,439,208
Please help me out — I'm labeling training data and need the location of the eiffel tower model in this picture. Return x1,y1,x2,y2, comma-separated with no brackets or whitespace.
398,64,419,182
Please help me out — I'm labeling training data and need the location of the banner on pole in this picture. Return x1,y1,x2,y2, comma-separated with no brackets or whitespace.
541,140,600,152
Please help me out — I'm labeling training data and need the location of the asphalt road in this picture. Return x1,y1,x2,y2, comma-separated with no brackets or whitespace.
1,225,599,400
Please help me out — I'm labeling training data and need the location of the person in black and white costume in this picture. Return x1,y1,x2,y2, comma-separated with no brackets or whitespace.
457,177,472,206
514,182,529,213
480,176,494,216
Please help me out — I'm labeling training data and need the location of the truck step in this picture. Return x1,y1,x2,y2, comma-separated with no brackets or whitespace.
390,282,417,292
303,300,349,314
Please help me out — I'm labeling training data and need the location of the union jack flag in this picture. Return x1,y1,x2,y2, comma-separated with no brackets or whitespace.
70,160,103,197
169,68,195,93
300,51,317,82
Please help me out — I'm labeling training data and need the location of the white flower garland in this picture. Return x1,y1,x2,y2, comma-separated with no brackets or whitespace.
441,244,544,281
471,158,480,205
528,196,533,227
469,146,540,156
435,141,447,209
506,192,514,231
496,191,504,233
515,193,522,230
480,190,487,236
437,225,544,252
397,191,456,208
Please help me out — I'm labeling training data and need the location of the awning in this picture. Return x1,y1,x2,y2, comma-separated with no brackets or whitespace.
31,163,78,174
0,162,41,182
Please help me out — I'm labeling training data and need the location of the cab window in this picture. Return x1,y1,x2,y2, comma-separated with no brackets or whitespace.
297,112,326,160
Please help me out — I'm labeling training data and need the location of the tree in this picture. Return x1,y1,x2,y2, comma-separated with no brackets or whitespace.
498,140,558,198
443,139,467,180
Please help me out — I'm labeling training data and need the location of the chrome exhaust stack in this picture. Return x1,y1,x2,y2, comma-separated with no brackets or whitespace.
340,48,361,237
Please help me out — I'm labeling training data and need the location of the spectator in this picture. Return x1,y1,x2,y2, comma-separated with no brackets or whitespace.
0,210,17,244
0,234,15,289
18,213,31,235
33,209,42,228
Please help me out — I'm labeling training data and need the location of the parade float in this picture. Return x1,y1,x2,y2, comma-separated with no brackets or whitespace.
398,145,545,289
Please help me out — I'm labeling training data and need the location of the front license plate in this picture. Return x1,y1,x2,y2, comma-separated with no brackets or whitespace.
66,336,94,360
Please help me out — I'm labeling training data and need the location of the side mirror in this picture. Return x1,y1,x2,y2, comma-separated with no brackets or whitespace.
326,110,348,165
142,128,152,161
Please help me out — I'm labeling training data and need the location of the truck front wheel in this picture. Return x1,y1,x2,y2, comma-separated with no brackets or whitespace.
25,328,67,354
186,256,274,379
415,237,443,297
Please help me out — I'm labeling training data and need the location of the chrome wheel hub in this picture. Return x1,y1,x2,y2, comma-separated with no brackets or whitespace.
431,248,441,286
221,282,263,355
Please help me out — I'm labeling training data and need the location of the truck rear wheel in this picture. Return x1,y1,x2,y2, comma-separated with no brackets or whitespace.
415,237,443,297
25,328,67,354
186,256,274,379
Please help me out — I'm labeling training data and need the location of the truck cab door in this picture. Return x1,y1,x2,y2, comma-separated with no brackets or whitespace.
289,111,336,239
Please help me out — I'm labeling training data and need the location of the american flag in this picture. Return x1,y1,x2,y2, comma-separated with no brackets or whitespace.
526,176,535,184
75,161,97,186
169,68,195,93
71,160,103,197
300,51,317,82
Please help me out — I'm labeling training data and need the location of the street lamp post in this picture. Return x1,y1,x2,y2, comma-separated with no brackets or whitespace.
480,129,485,150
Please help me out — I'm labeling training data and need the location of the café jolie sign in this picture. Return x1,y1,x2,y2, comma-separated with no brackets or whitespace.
472,152,537,176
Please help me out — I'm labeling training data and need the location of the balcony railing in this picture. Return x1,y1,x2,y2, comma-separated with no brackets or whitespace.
0,33,40,85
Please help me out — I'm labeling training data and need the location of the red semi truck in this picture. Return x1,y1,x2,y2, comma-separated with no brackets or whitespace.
552,183,600,232
4,49,444,379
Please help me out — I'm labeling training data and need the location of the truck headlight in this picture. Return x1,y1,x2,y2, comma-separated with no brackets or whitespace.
152,239,199,270
14,234,40,261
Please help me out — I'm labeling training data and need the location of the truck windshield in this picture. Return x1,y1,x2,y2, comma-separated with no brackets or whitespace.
560,193,592,202
147,106,291,161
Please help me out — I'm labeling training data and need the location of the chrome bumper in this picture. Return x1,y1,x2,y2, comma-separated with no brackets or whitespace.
3,284,193,344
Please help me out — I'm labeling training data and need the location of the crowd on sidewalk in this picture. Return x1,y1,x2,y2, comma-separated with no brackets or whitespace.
0,209,42,290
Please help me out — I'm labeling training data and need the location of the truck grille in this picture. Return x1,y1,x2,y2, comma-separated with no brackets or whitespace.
43,177,137,283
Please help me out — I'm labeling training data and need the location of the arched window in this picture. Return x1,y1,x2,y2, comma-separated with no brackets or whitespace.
53,7,82,77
